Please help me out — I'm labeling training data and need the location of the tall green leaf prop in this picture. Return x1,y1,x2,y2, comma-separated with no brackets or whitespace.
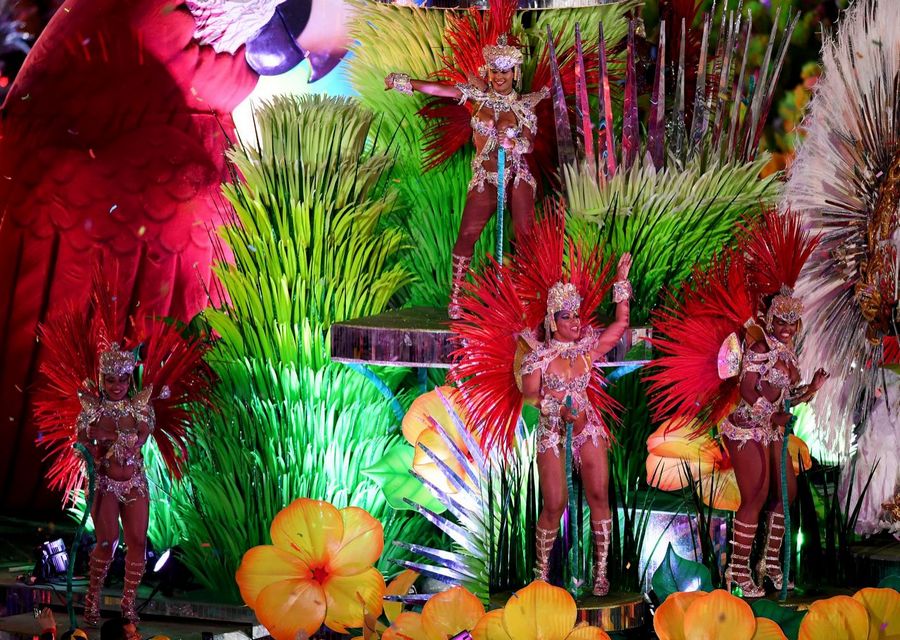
172,96,436,600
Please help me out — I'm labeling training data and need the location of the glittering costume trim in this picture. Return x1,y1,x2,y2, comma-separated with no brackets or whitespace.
98,472,149,504
456,83,548,194
720,417,783,448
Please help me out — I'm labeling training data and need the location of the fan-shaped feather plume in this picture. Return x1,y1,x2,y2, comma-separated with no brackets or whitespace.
742,208,818,297
449,259,530,453
781,0,900,458
646,249,757,437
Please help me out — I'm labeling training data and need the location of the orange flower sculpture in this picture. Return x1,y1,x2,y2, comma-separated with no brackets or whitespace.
403,386,478,495
798,589,900,640
647,419,812,512
471,580,610,640
236,498,386,639
654,589,787,640
382,585,485,640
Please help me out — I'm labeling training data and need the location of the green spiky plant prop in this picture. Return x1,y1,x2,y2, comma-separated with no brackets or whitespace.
349,1,636,308
171,95,437,601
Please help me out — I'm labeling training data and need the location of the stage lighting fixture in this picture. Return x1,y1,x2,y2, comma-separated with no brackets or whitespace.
40,539,68,577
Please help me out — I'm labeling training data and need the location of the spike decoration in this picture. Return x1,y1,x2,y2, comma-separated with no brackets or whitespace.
573,23,594,170
32,267,213,502
782,0,900,458
575,6,795,175
450,208,619,455
596,21,617,181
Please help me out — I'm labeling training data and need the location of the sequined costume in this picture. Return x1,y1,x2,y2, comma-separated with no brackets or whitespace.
519,327,609,464
456,84,549,193
719,330,799,449
76,387,156,504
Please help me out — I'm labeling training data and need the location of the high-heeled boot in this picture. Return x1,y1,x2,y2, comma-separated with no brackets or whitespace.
591,519,612,596
121,558,146,622
83,553,112,626
448,254,471,320
758,511,794,591
534,526,558,581
725,518,764,598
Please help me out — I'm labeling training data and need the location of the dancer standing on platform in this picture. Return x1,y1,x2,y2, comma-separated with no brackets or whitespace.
647,209,827,597
451,212,631,595
385,4,551,318
33,274,211,625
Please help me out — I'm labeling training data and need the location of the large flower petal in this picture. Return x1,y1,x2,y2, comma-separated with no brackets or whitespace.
236,545,311,608
383,612,426,640
330,506,384,576
270,498,343,566
682,589,756,640
853,587,900,638
565,623,611,640
646,453,701,492
403,387,469,451
798,595,869,640
420,586,485,640
472,610,513,640
254,578,327,640
653,591,708,640
698,468,741,512
647,420,723,464
501,580,577,640
323,568,386,633
750,618,787,640
788,436,812,474
385,570,420,623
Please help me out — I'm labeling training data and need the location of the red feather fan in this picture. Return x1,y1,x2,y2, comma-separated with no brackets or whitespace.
451,210,620,453
33,267,213,502
645,248,758,437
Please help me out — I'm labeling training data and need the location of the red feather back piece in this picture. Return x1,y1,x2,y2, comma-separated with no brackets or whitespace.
646,249,757,436
33,268,212,502
743,208,819,297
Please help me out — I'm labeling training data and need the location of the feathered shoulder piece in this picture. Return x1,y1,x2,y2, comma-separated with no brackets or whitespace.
646,248,758,437
33,266,213,503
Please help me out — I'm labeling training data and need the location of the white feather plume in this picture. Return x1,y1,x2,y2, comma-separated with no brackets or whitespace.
783,0,900,459
185,0,282,54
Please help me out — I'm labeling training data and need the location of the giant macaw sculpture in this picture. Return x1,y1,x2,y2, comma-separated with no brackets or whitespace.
0,0,348,512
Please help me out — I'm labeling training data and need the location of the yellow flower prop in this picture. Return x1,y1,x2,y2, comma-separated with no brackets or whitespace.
798,595,869,640
471,580,611,640
654,589,786,640
236,498,386,639
853,587,900,638
647,420,812,512
382,585,485,640
403,387,477,494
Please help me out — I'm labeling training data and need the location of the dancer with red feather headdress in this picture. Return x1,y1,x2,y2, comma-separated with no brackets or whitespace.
451,210,631,596
647,209,827,597
383,0,555,319
33,268,212,625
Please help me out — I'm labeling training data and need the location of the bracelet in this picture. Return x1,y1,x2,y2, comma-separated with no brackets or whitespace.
387,72,413,95
613,280,632,303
